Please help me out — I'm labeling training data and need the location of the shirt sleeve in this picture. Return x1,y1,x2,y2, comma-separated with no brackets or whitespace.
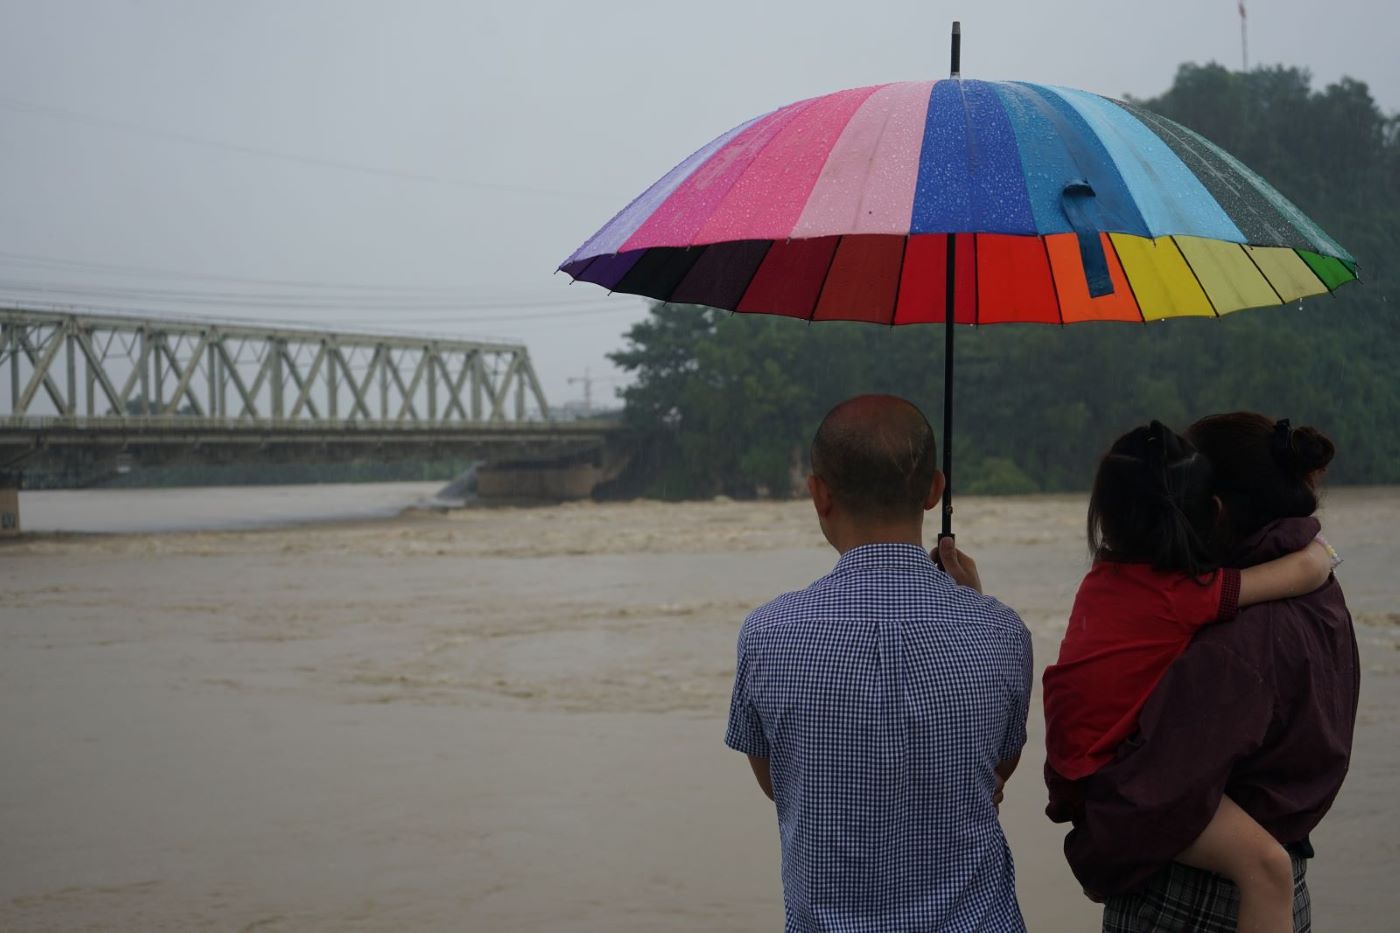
1061,634,1273,898
1172,568,1241,630
999,621,1033,763
1216,568,1241,623
724,627,770,758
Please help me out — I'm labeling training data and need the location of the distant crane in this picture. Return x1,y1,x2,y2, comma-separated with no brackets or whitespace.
566,368,628,417
568,367,596,416
1239,0,1249,71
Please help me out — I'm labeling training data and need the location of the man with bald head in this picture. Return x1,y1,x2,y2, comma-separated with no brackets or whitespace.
725,394,1032,932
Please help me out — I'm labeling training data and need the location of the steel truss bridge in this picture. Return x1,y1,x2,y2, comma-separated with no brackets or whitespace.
1,307,614,478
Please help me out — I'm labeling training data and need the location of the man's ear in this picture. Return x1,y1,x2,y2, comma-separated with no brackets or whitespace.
923,470,947,512
808,473,834,516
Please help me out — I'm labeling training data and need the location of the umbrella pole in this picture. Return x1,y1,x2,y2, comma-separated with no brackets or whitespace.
941,234,956,541
940,20,961,542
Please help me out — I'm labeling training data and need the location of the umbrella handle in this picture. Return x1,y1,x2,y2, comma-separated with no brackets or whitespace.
933,531,956,573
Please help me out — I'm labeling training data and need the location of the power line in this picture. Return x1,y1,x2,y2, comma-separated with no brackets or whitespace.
339,305,644,325
270,303,643,325
0,251,637,311
0,248,490,294
0,286,641,323
0,296,643,344
0,95,623,202
0,275,625,312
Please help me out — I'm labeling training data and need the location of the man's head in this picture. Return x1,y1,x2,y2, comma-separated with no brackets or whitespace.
807,395,944,550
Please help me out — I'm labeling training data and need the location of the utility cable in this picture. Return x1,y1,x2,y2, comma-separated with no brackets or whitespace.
0,95,624,201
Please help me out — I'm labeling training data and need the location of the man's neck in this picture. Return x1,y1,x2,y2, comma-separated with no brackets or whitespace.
830,524,926,556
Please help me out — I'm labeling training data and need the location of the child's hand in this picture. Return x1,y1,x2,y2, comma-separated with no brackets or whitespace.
1313,533,1342,570
1299,536,1337,592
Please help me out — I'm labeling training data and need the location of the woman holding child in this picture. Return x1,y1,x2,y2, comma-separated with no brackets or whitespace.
1044,413,1360,932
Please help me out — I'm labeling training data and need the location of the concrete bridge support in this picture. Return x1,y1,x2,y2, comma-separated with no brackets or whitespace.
0,472,18,538
475,441,632,503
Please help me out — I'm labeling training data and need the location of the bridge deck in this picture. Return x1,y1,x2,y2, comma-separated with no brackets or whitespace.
2,415,619,471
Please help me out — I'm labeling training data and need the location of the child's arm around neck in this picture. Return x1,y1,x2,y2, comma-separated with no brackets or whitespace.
1238,535,1337,607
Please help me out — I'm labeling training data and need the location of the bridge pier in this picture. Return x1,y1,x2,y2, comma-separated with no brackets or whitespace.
476,460,607,501
0,472,19,538
476,443,632,503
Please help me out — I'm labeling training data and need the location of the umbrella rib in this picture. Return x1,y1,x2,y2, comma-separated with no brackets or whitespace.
888,236,909,327
1103,236,1147,324
1239,244,1286,307
807,236,843,322
971,233,981,326
659,246,706,305
1116,101,1287,247
1293,248,1339,296
1039,235,1066,326
731,240,776,312
569,256,600,283
1169,236,1221,319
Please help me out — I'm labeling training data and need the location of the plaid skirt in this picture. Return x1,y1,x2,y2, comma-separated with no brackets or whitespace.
1102,854,1311,932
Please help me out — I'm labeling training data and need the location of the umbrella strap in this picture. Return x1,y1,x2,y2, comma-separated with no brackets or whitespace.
1062,181,1115,298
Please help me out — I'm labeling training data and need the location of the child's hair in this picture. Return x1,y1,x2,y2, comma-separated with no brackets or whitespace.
1086,421,1220,577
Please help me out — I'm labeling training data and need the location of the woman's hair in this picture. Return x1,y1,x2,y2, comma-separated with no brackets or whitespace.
1185,412,1335,543
1086,420,1220,577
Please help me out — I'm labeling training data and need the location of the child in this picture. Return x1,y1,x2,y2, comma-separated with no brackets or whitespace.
1043,421,1338,933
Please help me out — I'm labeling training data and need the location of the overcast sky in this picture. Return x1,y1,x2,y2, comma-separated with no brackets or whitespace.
1,0,1394,406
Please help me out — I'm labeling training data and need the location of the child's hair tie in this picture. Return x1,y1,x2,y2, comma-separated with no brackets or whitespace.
1272,418,1294,465
1145,420,1170,493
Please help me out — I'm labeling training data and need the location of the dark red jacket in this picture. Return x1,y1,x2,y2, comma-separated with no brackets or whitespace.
1046,516,1360,898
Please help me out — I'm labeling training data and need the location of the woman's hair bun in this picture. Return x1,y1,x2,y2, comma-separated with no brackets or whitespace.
1288,425,1336,473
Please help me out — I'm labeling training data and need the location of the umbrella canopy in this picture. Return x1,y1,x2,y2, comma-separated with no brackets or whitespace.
559,79,1357,323
560,57,1358,538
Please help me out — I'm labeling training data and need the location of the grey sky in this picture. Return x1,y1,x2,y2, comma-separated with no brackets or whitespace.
1,0,1393,406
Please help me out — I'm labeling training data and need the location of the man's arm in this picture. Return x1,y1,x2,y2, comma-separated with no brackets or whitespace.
725,625,772,799
934,539,1025,807
997,617,1033,793
748,756,774,801
992,754,1020,809
1064,637,1273,898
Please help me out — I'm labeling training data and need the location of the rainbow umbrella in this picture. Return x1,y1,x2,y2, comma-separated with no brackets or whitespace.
559,26,1357,536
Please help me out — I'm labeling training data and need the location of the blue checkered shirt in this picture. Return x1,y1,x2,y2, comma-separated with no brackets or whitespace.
726,543,1032,932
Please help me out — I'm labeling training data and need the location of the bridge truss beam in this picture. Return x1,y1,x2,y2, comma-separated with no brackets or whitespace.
1,307,550,428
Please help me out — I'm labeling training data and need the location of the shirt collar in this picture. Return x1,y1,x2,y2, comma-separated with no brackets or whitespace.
1232,515,1322,568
